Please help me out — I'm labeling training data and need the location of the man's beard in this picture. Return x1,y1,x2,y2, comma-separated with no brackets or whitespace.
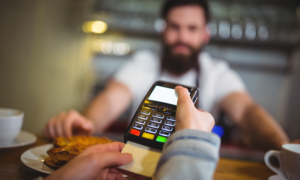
161,42,201,76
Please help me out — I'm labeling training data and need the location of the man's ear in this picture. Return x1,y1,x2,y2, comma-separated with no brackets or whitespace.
204,26,211,44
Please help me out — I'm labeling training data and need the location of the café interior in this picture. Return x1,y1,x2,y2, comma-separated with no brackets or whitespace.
0,0,300,177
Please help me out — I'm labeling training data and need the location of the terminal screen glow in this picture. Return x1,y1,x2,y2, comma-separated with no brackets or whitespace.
148,86,178,105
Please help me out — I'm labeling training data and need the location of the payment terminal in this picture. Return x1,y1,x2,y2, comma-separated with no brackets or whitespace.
124,81,199,150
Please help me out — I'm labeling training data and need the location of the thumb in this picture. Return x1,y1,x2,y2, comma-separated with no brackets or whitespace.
99,152,133,168
73,117,93,131
175,86,193,106
81,120,93,130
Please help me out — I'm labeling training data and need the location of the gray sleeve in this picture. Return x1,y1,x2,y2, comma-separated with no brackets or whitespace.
155,129,221,180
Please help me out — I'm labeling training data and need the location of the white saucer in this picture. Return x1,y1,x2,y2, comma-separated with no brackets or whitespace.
21,144,54,174
0,130,37,149
268,174,288,180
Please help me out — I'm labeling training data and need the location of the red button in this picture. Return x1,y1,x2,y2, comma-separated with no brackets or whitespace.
130,129,140,136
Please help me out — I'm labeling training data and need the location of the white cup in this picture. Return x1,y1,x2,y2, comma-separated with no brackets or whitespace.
0,108,24,143
264,144,300,180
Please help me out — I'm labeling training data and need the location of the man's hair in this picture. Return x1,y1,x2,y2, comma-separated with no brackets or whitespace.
161,0,210,23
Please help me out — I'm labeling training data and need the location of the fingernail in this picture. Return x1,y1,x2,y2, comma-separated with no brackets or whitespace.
124,153,132,159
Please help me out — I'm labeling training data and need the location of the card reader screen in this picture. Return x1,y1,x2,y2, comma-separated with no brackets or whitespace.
148,86,178,105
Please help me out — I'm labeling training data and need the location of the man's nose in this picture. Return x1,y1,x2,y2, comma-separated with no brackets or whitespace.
177,28,190,44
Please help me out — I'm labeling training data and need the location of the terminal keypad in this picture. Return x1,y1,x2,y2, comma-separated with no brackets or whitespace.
129,103,176,143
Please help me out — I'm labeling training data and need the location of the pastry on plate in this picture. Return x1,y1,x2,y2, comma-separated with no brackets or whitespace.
44,136,114,170
54,136,113,149
44,157,66,170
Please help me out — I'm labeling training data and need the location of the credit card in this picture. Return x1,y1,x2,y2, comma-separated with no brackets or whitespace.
117,141,162,179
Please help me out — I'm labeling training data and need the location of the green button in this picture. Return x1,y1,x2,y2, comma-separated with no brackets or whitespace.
156,136,168,143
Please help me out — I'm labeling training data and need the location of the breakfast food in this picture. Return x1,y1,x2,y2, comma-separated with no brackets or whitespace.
44,157,67,170
47,146,83,162
44,136,114,169
54,136,113,148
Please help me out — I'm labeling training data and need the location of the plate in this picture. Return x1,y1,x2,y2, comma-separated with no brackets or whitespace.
0,130,37,149
21,144,54,174
268,175,287,180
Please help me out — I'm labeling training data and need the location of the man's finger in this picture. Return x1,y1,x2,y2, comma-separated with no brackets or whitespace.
81,120,93,131
48,120,56,139
65,112,90,136
57,112,70,137
175,86,193,106
67,111,92,132
54,118,64,137
62,115,73,137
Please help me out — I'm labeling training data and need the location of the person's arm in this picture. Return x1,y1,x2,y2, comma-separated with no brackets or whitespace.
155,129,220,180
155,86,220,180
84,79,132,134
43,80,132,139
220,92,289,151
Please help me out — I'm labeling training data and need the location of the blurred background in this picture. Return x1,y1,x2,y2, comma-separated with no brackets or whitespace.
0,0,299,161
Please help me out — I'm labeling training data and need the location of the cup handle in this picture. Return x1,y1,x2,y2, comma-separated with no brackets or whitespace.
264,150,287,179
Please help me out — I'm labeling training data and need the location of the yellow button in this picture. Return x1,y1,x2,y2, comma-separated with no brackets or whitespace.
142,132,154,140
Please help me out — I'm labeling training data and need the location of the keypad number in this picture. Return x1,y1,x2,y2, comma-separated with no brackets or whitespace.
162,125,173,132
138,114,148,120
167,116,175,121
133,124,143,130
145,127,157,134
152,113,164,119
159,130,171,137
141,110,150,115
147,122,159,129
150,117,162,124
136,119,145,125
164,121,175,126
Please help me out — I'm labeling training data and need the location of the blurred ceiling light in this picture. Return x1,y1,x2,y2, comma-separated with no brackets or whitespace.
258,25,268,41
245,18,256,40
154,19,166,32
101,41,113,54
113,42,130,56
82,21,107,34
231,24,242,39
219,21,230,39
296,7,300,18
91,21,107,33
207,21,217,37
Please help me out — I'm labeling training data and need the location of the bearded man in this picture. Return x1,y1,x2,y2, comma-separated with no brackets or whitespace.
43,0,291,151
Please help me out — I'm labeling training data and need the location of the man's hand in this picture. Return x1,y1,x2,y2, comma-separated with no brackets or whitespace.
45,142,133,180
43,110,95,139
175,86,215,132
220,92,289,151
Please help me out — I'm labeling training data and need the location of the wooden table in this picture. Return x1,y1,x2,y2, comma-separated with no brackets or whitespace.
0,135,274,180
